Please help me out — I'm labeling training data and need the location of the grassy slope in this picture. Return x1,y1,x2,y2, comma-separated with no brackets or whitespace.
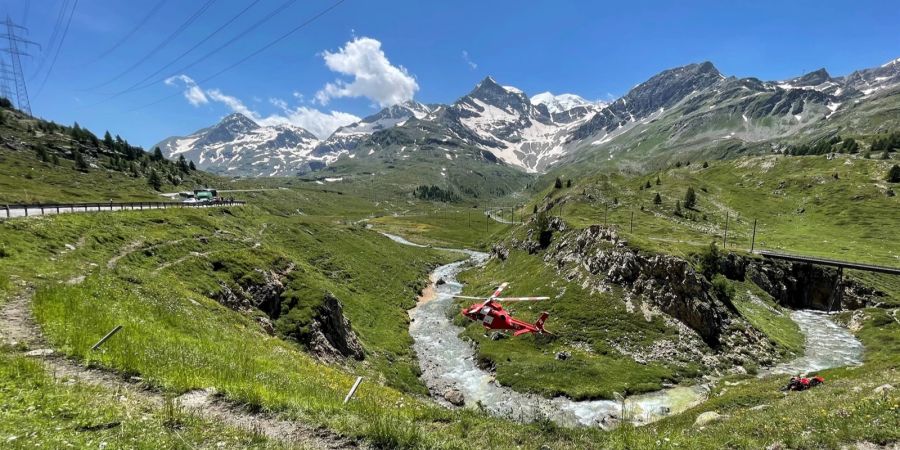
731,280,804,356
536,154,900,307
541,154,899,265
0,107,220,204
616,307,899,449
0,192,606,449
0,348,279,449
370,206,515,249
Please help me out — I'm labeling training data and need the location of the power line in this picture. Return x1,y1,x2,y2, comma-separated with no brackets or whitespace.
29,0,71,79
89,0,217,90
89,0,169,63
31,0,77,100
127,0,347,113
113,0,266,96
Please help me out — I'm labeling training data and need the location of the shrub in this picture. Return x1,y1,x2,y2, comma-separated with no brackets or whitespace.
697,241,720,279
887,164,900,183
534,212,553,249
712,274,736,303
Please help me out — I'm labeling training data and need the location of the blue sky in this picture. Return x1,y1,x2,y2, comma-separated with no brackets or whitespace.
2,0,898,148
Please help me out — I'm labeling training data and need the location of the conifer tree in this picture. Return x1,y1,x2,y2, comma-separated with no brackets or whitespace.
684,186,697,209
148,169,162,191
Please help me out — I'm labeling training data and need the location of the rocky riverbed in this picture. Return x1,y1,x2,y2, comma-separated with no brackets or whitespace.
384,232,865,428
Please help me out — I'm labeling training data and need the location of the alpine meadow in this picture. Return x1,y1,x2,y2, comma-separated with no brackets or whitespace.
1,1,899,449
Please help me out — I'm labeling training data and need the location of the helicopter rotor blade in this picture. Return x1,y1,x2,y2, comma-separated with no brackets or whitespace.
495,297,550,302
452,295,492,300
490,282,509,298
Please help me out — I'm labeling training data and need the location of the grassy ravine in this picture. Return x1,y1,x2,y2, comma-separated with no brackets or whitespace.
457,250,693,400
0,348,280,449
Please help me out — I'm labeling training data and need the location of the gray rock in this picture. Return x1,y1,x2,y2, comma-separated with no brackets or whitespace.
694,411,724,427
555,351,571,360
873,384,894,395
25,349,54,357
444,389,465,406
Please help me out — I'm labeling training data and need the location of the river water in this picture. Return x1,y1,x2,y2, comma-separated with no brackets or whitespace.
383,233,864,427
768,310,864,375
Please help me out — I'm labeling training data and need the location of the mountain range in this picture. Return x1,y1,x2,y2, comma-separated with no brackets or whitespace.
154,57,900,180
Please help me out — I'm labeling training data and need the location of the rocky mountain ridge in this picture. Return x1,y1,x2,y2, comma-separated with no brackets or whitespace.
154,57,900,179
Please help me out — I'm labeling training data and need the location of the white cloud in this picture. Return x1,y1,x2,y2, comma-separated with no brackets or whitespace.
166,75,359,139
165,75,208,106
259,106,360,139
315,37,418,107
269,97,288,110
206,89,256,117
462,50,477,70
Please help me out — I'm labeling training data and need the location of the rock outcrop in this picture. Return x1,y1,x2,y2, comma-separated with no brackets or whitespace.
304,293,365,362
211,266,364,361
713,254,883,310
505,222,779,371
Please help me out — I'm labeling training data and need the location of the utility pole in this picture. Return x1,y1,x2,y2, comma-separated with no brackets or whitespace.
2,17,38,116
723,212,729,249
750,219,757,253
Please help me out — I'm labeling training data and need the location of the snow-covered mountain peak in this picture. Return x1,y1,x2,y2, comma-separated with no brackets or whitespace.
531,92,605,113
332,100,434,137
153,114,321,177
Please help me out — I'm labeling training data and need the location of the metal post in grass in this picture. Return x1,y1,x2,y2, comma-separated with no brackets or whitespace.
344,376,364,404
91,325,123,351
750,219,758,253
4,205,8,218
24,205,28,217
723,212,729,249
630,210,634,233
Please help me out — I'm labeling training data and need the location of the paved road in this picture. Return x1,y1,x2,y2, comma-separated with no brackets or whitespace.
2,202,243,219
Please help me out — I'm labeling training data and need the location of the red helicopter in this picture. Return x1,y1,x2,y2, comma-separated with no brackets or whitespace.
453,282,551,336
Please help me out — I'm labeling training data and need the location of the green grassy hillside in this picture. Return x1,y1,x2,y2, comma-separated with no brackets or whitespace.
0,104,220,203
1,115,897,448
